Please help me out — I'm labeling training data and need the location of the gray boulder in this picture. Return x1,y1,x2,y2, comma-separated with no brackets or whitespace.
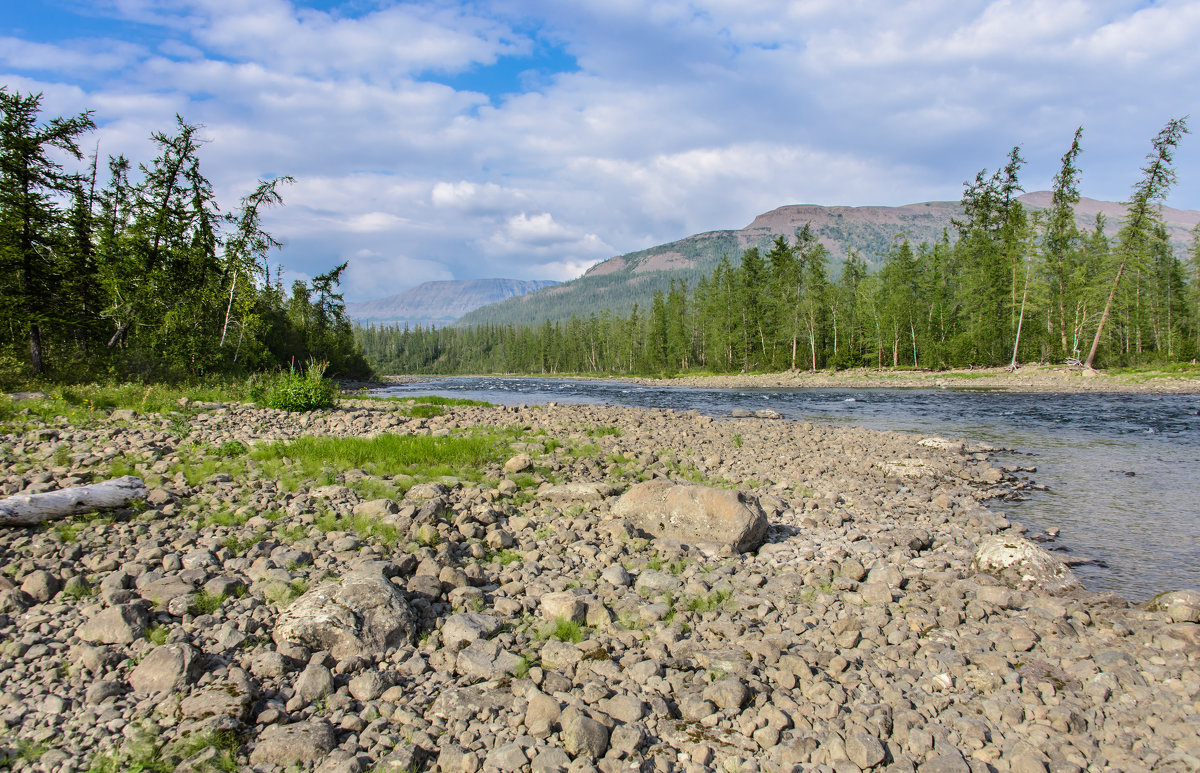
612,480,768,553
441,612,501,651
971,536,1081,594
76,604,149,645
250,721,336,767
273,561,417,660
129,643,201,694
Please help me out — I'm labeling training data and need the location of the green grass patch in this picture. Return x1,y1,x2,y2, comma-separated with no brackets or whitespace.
684,588,732,614
315,511,404,551
188,590,227,616
249,360,338,412
145,624,169,646
539,616,585,643
251,431,510,481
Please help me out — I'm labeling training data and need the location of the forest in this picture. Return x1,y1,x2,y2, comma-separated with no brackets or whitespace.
0,88,369,384
358,121,1198,376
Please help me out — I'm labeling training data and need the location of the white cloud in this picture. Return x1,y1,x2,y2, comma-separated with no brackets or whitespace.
3,0,1198,302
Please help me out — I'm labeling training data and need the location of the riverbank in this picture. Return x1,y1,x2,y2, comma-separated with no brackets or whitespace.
630,365,1200,394
0,396,1197,771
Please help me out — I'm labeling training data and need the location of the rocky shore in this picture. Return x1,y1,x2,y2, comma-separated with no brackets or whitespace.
0,396,1197,772
630,366,1200,394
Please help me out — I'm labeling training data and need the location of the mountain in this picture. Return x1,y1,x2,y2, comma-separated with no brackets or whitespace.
457,193,1200,328
347,278,559,327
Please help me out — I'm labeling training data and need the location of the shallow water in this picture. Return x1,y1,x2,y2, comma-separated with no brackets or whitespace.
371,377,1200,601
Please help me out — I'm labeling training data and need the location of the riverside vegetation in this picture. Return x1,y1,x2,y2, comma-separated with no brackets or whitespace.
359,120,1198,377
1,388,1197,772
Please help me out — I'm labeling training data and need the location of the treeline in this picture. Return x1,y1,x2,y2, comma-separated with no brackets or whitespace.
359,120,1197,376
0,88,369,382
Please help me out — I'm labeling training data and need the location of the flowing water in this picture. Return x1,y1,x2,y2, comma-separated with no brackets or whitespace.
371,377,1200,601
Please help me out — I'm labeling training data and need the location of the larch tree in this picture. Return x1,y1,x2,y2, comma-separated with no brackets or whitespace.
0,89,94,375
1085,117,1189,370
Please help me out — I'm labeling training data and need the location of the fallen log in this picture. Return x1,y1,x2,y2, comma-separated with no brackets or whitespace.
0,476,148,527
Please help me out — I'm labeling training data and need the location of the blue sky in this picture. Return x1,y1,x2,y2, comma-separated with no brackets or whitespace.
3,0,1198,301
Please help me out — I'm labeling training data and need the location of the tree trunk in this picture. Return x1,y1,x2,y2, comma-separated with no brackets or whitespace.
0,476,148,526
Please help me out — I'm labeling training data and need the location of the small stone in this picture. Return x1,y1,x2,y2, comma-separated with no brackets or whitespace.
504,453,533,474
20,570,60,602
702,678,750,710
540,591,586,623
129,643,201,694
560,707,609,759
484,743,528,771
846,732,886,769
441,612,501,651
77,603,149,644
295,663,335,703
348,670,386,701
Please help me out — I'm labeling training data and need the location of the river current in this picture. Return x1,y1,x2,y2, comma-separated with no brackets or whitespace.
371,376,1200,602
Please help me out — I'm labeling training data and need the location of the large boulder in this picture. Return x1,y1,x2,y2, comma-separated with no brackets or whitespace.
611,480,768,553
273,561,417,660
971,536,1081,594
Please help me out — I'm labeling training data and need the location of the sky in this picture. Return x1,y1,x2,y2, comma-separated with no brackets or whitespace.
3,0,1199,302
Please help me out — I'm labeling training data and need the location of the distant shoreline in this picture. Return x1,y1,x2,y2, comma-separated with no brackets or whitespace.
365,365,1200,394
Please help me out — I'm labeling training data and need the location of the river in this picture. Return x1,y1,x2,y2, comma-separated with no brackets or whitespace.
370,376,1200,602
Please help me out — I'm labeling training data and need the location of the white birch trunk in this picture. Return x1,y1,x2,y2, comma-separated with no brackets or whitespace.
0,476,148,526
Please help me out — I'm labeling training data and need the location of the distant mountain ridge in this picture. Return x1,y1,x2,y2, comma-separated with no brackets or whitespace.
348,278,559,327
457,192,1200,328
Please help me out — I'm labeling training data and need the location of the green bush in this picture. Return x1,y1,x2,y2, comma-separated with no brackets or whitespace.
253,360,338,412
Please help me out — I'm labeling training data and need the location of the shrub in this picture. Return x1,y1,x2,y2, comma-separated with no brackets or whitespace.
253,360,337,412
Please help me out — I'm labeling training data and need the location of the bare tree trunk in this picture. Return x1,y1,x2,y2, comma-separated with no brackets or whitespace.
1085,254,1130,369
0,477,148,526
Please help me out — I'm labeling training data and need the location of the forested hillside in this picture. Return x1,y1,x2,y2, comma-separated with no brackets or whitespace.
0,88,369,383
361,121,1199,375
457,191,1198,328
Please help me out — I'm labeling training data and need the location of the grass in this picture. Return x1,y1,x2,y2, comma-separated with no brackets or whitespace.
684,588,733,614
145,624,169,646
539,616,585,643
315,511,404,551
188,590,227,616
263,579,309,607
488,548,522,566
251,431,511,481
378,394,491,407
86,724,240,773
249,360,337,412
586,425,623,438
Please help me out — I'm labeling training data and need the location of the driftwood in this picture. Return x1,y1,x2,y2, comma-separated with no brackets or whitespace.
0,476,148,527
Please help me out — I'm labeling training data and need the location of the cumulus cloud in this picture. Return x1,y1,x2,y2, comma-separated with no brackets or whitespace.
3,0,1198,301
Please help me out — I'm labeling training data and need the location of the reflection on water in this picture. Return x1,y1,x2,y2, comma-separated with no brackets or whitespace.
372,377,1200,601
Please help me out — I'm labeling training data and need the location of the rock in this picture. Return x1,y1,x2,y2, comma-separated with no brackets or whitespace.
84,680,125,705
348,669,387,701
1148,589,1200,623
503,453,533,474
441,612,502,651
455,639,522,680
250,721,337,767
916,748,971,773
273,561,417,659
406,481,449,500
600,565,631,586
76,603,149,644
612,480,768,552
20,570,60,602
540,591,586,623
129,643,201,693
484,742,528,771
541,482,616,503
560,707,609,759
180,677,254,722
295,663,335,703
353,498,398,516
846,732,886,769
971,536,1081,593
702,677,750,710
